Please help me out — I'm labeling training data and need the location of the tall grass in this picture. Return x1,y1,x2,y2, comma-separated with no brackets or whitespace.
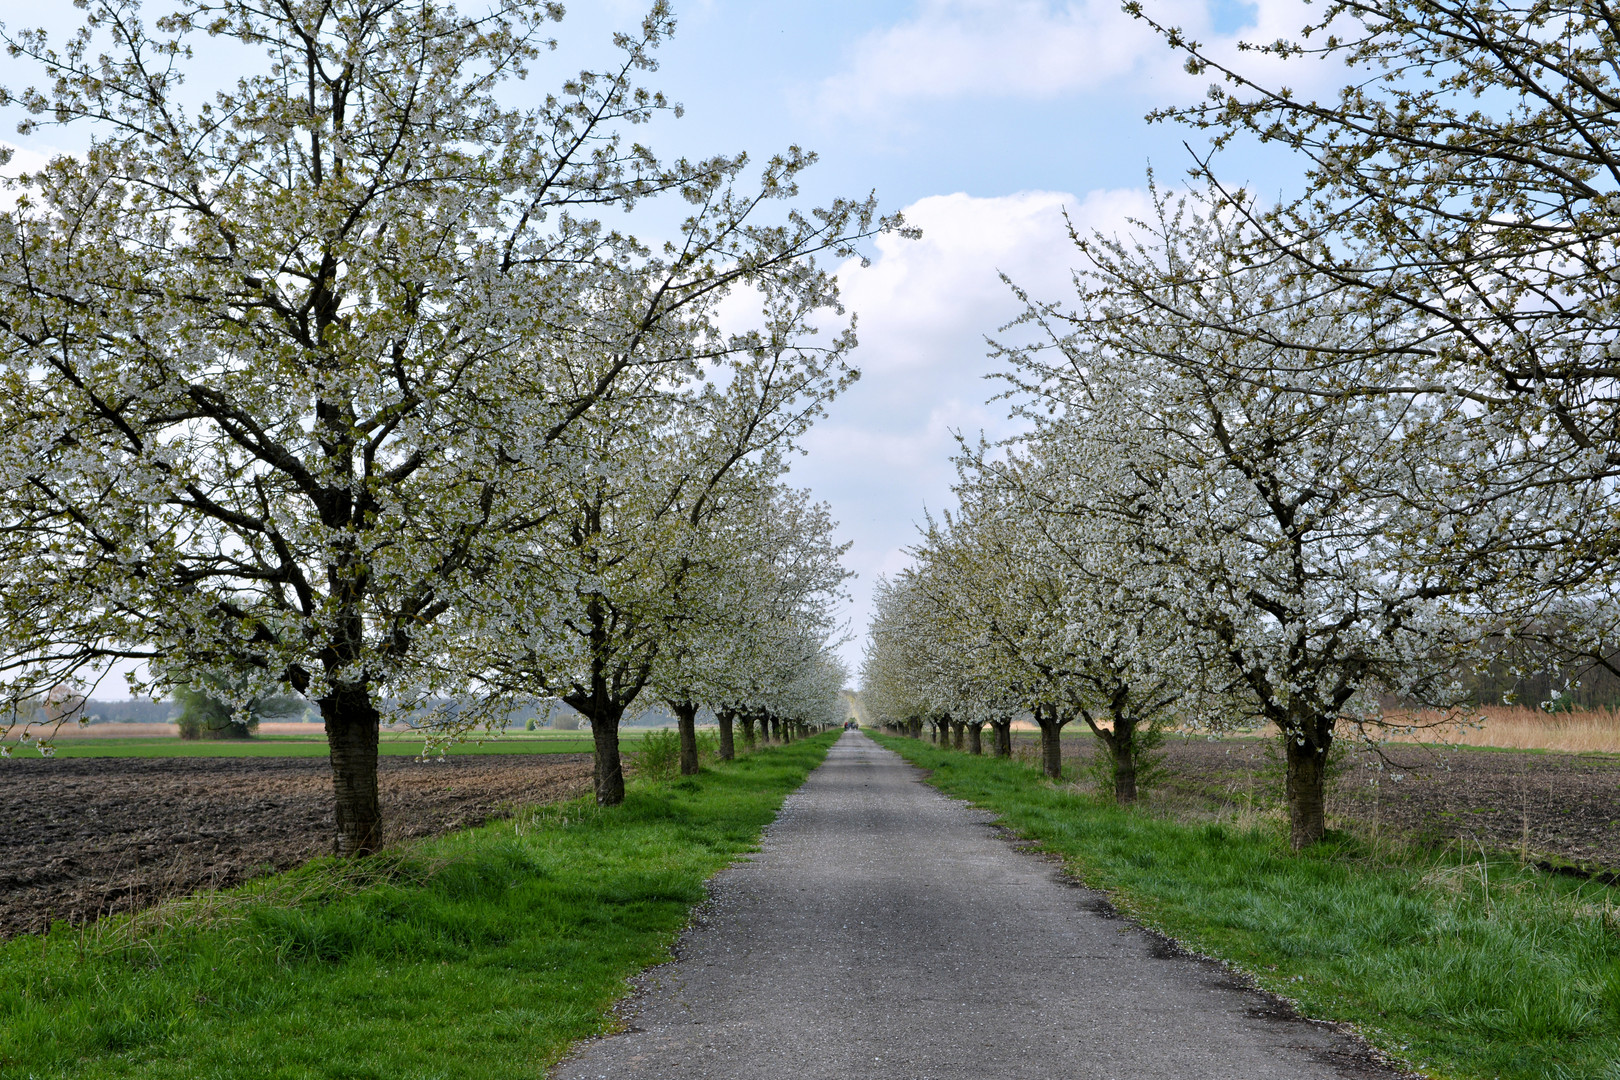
1376,705,1620,754
0,735,835,1079
876,733,1620,1080
1036,706,1620,755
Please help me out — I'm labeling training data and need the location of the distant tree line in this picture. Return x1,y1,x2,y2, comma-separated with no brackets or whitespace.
81,700,179,725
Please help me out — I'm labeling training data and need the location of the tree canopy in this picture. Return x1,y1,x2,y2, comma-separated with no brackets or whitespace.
0,0,878,850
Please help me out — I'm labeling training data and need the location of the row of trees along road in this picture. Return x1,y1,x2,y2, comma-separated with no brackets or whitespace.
0,1,894,854
866,0,1620,851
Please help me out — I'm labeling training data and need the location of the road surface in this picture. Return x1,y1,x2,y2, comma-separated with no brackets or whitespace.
552,731,1396,1079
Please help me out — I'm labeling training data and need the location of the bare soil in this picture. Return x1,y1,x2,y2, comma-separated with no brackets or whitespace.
0,753,593,938
1042,733,1620,869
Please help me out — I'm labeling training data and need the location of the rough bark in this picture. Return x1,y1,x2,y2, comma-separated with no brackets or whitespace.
1036,707,1067,781
740,713,757,748
563,603,637,807
568,672,629,805
1082,704,1141,806
1285,722,1332,850
908,717,923,739
991,719,1012,758
587,711,627,805
768,715,781,743
674,701,700,776
1110,726,1138,805
321,683,382,856
717,708,736,761
951,719,965,750
966,723,983,755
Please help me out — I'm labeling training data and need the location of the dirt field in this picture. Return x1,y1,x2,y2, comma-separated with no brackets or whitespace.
1038,733,1620,870
0,753,593,938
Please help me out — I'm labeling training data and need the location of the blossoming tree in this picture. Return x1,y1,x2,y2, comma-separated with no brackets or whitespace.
0,0,902,850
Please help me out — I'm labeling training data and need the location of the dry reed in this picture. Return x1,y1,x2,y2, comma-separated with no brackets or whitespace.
1372,705,1620,754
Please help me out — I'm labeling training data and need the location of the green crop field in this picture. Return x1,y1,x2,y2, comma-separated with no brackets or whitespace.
38,730,640,759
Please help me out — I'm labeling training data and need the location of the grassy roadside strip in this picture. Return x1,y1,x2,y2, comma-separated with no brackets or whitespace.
1,734,835,1080
874,734,1620,1080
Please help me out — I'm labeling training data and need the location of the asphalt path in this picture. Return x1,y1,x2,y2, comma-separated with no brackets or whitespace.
552,731,1397,1079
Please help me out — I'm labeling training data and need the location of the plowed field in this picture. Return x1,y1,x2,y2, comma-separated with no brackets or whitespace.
1047,733,1620,870
1,753,593,937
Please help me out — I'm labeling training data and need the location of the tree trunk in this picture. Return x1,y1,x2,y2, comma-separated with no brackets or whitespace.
717,709,736,761
566,604,633,806
991,719,1012,758
567,672,629,806
768,715,780,742
783,720,794,744
588,709,627,805
966,723,983,755
321,683,383,856
674,701,700,776
1036,708,1066,781
908,717,922,739
951,720,965,750
1284,723,1332,850
1111,726,1138,805
740,714,757,748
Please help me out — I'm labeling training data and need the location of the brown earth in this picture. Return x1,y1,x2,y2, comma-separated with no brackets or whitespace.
1034,732,1620,870
0,753,593,938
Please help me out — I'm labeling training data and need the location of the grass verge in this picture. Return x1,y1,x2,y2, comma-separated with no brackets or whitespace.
1,734,834,1079
874,734,1620,1080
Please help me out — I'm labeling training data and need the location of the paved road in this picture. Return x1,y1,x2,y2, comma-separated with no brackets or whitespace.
552,731,1395,1079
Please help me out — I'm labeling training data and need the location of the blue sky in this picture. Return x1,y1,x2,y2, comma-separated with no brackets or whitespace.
582,0,1322,675
1,0,1334,685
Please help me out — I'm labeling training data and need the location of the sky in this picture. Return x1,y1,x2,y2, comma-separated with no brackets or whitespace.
580,0,1327,676
0,0,1339,688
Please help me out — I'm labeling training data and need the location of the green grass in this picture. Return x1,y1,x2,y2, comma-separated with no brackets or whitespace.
0,734,835,1079
36,730,643,759
875,734,1620,1080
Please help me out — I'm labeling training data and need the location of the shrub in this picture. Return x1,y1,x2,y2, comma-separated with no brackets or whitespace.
638,729,680,780
174,685,258,740
1082,719,1169,801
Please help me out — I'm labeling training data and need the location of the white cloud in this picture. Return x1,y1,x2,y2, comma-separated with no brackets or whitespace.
790,186,1154,671
817,0,1343,121
835,187,1150,373
818,0,1183,116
